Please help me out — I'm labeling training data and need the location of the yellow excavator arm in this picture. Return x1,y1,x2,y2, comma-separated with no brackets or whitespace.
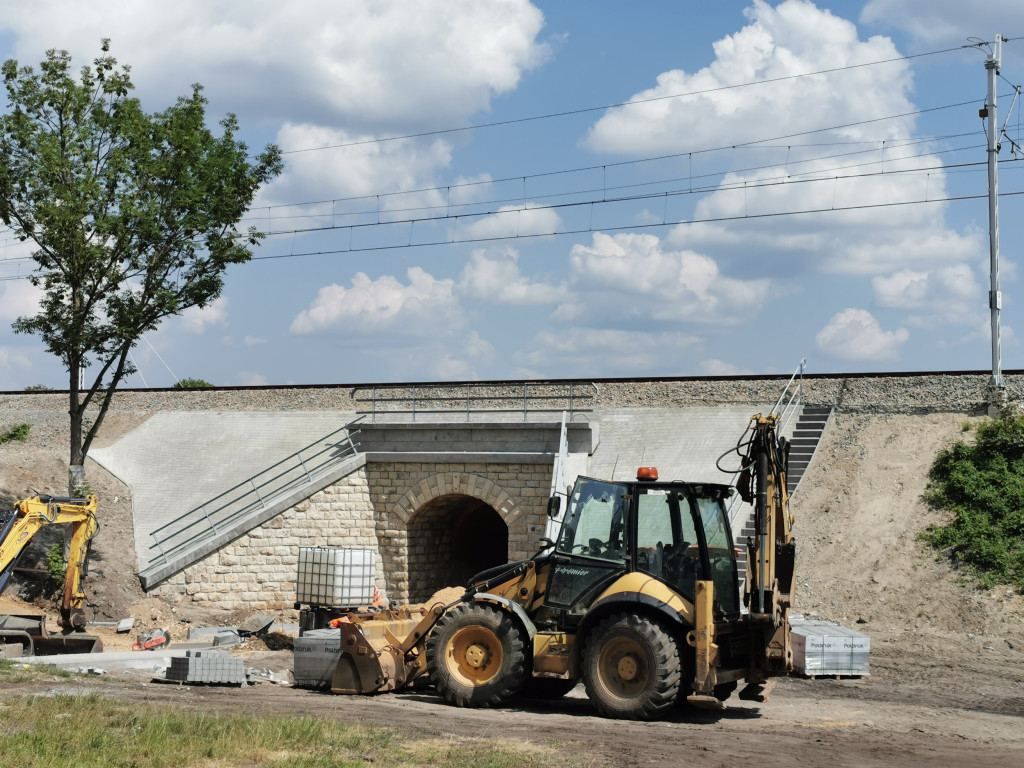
0,495,98,629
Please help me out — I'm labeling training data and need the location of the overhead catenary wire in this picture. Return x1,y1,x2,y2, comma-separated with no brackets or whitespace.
279,43,981,155
1,153,1019,279
242,139,992,234
240,130,988,227
2,186,1022,281
251,96,995,219
244,187,1023,263
245,154,1009,244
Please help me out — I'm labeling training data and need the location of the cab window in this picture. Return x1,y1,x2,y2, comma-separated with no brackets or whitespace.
635,489,701,602
556,478,628,564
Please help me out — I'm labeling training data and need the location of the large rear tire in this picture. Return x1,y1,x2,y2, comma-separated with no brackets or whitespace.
427,602,528,708
582,612,681,720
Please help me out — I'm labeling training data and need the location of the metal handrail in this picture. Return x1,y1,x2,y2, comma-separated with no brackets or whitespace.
726,358,807,531
351,381,599,423
146,418,364,568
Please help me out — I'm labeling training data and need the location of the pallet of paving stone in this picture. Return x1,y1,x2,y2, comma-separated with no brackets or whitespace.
790,618,870,677
165,650,246,686
292,630,342,689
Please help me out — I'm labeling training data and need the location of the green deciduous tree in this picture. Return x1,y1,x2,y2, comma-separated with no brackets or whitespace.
0,42,282,491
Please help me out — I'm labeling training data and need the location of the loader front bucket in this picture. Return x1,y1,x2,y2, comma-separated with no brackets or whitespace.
331,621,404,694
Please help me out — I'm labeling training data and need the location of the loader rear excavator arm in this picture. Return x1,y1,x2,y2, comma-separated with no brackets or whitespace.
0,495,99,630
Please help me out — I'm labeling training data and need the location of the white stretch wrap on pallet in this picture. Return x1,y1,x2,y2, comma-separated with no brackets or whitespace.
293,632,343,689
791,619,870,676
296,547,376,608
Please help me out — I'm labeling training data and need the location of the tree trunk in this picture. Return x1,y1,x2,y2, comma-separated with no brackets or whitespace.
69,355,85,495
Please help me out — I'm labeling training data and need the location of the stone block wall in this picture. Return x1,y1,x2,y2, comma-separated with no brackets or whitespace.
151,469,377,611
151,459,551,609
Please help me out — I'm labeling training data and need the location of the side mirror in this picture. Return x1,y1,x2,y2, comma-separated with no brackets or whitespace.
547,495,561,519
538,537,555,550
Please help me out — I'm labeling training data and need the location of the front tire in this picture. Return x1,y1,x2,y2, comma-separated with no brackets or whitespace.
427,602,528,708
582,612,681,720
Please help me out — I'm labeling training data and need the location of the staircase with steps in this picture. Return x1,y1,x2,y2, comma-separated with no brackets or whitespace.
785,405,832,494
733,404,832,587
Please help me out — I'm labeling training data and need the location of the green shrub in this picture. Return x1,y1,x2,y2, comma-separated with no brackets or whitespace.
0,423,30,444
46,543,65,584
923,415,1024,591
23,383,54,391
173,377,214,389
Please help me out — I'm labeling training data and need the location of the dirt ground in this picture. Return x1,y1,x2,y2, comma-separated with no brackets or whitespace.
2,408,1024,766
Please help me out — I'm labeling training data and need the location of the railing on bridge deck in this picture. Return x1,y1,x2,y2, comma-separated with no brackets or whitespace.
351,381,598,423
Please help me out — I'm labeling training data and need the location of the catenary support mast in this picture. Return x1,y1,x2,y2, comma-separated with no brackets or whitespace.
985,34,1004,392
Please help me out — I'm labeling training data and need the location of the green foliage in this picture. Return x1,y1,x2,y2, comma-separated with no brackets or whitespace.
46,543,65,583
923,415,1024,591
0,422,30,443
0,41,282,471
173,377,214,389
23,383,53,391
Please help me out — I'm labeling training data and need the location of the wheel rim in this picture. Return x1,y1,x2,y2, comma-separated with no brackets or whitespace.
596,636,648,699
446,625,504,687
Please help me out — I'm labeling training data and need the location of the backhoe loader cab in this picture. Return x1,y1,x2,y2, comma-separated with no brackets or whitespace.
547,474,741,622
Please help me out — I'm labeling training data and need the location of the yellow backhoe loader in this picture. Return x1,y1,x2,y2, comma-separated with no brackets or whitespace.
0,494,99,630
330,414,794,719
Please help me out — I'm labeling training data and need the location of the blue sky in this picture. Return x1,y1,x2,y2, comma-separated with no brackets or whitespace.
2,0,1024,388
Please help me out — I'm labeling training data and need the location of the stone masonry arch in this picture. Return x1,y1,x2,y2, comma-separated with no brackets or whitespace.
393,472,525,529
370,464,550,604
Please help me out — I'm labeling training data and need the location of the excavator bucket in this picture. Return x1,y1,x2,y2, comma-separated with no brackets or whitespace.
0,614,102,656
32,633,103,655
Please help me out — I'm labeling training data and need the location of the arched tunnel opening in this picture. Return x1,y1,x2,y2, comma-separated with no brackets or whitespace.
407,494,508,603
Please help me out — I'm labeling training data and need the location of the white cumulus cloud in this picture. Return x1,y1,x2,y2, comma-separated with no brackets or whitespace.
699,359,754,376
290,267,463,336
872,264,982,325
563,232,770,325
517,327,703,377
815,308,909,360
259,125,455,207
0,281,44,322
458,205,563,241
0,1,550,130
585,0,912,156
458,246,566,305
178,297,230,335
860,1,1024,51
0,346,32,372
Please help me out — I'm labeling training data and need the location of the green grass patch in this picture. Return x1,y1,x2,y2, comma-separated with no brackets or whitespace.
0,691,587,768
923,415,1024,591
0,422,30,444
0,659,76,683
